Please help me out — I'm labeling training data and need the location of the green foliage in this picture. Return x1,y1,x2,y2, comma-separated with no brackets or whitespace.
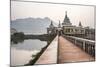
11,32,25,44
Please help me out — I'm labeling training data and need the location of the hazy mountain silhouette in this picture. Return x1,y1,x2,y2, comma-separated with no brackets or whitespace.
11,17,57,34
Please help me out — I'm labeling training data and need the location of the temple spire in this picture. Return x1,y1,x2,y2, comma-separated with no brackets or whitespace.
49,20,54,28
65,11,67,16
51,21,53,25
63,11,70,23
79,21,82,27
58,20,61,28
62,11,72,26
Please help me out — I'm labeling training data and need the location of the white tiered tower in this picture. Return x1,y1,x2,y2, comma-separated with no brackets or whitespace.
62,11,72,26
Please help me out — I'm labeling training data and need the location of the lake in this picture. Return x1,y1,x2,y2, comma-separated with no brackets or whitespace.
11,39,47,66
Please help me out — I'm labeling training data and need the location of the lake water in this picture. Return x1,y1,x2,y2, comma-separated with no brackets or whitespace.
11,39,47,66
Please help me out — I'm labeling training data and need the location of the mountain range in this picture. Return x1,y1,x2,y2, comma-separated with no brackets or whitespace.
11,17,57,35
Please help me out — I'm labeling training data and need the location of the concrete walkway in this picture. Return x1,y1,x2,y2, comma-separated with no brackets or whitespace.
35,35,58,65
58,36,94,63
35,35,94,65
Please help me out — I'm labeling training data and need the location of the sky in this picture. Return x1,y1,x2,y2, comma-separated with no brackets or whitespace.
11,0,95,28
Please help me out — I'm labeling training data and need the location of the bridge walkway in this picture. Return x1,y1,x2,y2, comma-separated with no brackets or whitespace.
35,35,95,65
58,36,94,63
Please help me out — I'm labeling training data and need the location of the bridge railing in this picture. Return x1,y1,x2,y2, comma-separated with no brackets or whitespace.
63,35,95,57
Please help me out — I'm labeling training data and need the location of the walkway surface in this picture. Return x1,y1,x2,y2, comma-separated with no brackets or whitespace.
35,35,58,65
35,35,95,65
58,36,94,63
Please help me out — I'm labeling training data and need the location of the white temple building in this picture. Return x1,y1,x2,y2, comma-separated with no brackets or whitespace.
47,11,95,39
61,11,85,36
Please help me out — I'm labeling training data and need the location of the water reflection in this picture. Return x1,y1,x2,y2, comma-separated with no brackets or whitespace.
12,39,47,51
24,35,56,66
11,39,47,66
11,34,56,66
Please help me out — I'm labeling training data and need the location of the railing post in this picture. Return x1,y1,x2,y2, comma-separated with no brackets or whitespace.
74,39,76,45
83,41,85,51
92,45,94,56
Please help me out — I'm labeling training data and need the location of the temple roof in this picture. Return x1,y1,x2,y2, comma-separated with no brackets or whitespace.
49,21,54,28
79,21,82,27
58,20,61,28
63,11,70,23
62,11,72,26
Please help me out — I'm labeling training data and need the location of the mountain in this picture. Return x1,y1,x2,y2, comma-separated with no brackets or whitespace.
11,17,57,35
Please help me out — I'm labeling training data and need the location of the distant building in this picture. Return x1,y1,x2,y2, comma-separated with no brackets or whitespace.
47,11,95,40
58,20,61,28
79,21,82,27
62,11,72,26
62,11,85,36
58,20,62,35
47,21,57,35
